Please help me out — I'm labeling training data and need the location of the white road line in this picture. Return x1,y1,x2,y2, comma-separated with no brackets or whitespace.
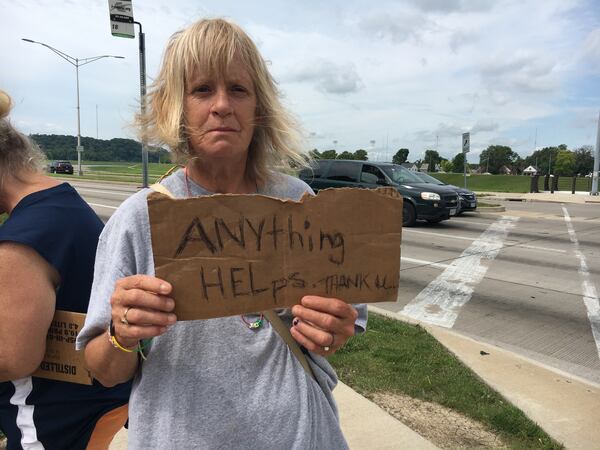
87,202,118,210
401,257,450,269
400,215,519,328
403,228,565,253
76,187,133,196
562,207,600,359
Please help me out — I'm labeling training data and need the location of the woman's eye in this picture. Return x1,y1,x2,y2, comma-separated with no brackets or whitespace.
193,85,211,93
231,85,248,94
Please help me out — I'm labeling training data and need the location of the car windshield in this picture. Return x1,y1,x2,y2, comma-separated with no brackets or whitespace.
414,172,445,185
381,165,424,184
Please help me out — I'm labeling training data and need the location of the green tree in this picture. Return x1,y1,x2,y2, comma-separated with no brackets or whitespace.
554,150,576,176
353,149,368,161
573,146,594,175
451,152,465,173
392,148,409,165
320,149,338,159
479,145,520,174
440,159,453,173
337,151,354,160
423,149,441,172
308,149,322,159
524,146,560,175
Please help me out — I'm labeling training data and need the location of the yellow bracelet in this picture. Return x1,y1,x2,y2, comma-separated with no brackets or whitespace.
110,334,137,352
108,321,138,353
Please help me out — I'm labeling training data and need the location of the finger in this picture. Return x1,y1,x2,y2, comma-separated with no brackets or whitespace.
289,326,330,356
299,296,359,321
115,323,170,344
292,317,336,348
119,306,177,328
116,289,175,313
115,275,172,296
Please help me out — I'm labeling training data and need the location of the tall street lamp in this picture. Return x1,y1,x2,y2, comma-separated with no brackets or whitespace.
22,38,124,176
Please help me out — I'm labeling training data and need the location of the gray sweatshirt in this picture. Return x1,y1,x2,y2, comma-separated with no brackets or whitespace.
77,169,367,450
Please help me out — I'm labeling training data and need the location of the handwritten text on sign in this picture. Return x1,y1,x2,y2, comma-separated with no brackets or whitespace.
148,187,403,320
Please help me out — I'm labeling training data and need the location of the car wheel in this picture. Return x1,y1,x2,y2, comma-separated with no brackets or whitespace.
403,202,416,227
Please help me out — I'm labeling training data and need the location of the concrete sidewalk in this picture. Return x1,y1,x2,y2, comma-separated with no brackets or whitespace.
479,190,600,204
108,380,439,450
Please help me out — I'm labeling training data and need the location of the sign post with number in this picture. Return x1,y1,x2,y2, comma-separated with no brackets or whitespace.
109,0,134,38
462,132,470,188
107,0,149,187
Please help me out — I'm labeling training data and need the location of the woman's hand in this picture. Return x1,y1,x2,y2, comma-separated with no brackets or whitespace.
110,275,177,349
290,295,358,356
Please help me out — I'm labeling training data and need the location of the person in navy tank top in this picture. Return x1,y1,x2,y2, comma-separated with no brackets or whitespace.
0,90,131,449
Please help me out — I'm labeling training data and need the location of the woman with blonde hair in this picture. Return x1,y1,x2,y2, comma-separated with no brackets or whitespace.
0,90,131,449
77,18,366,449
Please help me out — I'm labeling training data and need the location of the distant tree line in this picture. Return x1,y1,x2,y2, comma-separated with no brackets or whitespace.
309,143,595,176
30,134,171,163
308,149,369,160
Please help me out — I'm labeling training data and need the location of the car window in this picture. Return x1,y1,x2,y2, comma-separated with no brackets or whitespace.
298,160,329,179
325,161,359,182
381,164,423,184
361,164,387,184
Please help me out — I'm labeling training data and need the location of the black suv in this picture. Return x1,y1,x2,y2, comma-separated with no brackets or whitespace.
413,171,477,214
48,161,74,174
298,160,459,226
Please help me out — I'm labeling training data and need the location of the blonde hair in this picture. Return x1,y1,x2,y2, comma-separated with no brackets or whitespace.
0,90,46,183
136,18,307,185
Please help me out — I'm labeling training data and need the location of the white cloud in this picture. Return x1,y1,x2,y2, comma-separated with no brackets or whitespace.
285,59,363,94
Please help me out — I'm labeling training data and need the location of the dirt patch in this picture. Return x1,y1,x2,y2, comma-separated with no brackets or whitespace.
372,392,508,449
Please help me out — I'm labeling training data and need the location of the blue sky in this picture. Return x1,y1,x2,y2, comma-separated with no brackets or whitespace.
2,0,599,163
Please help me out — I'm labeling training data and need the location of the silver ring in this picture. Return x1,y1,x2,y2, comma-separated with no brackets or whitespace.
323,332,335,352
120,307,131,325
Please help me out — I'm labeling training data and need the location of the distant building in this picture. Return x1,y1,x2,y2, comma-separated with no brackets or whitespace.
401,162,418,172
498,165,512,175
523,165,538,176
419,163,429,172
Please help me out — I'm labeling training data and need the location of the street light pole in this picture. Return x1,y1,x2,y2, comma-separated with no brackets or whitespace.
22,39,124,176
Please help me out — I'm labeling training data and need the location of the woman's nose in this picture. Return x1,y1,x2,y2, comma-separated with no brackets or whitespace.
210,88,233,117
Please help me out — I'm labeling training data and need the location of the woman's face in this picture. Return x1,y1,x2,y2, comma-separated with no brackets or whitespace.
184,58,257,161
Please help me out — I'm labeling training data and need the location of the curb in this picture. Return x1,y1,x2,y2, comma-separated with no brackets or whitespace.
474,205,505,212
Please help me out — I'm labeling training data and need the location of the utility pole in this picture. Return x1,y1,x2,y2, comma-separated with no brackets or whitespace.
592,112,599,195
96,104,99,139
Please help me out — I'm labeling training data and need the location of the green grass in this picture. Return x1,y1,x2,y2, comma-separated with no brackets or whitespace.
433,173,532,193
48,162,179,184
329,314,563,449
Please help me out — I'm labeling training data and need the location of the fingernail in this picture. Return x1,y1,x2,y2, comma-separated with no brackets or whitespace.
160,283,170,293
293,318,300,326
168,314,177,324
166,299,175,309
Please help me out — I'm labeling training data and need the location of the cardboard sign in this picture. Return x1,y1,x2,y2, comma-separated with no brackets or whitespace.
148,187,403,320
32,310,93,385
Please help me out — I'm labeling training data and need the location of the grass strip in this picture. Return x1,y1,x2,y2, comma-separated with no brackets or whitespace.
329,313,563,449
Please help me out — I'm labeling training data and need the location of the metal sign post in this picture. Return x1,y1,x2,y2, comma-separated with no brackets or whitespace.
592,112,599,195
462,132,470,189
107,0,149,187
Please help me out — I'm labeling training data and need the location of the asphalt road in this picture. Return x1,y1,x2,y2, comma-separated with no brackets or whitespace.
69,179,600,385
